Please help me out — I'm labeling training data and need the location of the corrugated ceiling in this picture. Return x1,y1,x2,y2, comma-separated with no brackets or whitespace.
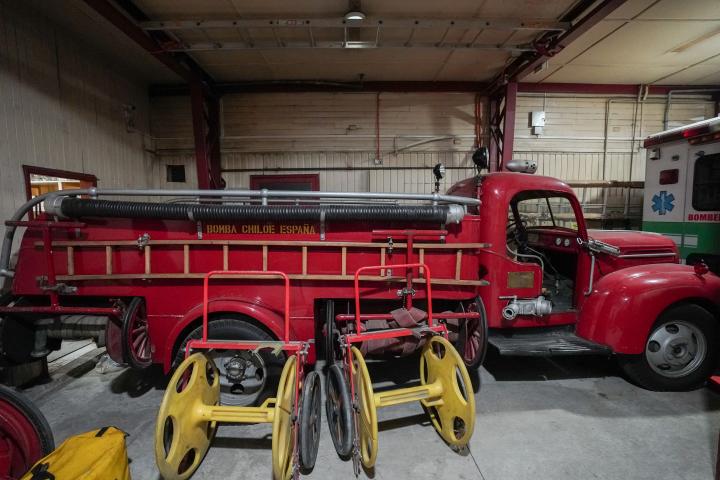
28,0,720,85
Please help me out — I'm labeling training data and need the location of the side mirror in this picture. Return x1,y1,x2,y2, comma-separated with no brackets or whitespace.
472,147,489,172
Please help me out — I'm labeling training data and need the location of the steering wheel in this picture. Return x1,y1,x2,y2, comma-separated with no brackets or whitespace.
506,218,529,252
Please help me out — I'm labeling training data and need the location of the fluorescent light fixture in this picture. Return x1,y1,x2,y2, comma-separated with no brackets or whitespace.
344,11,366,21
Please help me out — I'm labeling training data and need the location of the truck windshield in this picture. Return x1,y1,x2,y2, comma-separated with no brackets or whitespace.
512,194,578,230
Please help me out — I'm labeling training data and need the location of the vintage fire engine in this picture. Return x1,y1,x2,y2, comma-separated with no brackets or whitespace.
1,157,719,404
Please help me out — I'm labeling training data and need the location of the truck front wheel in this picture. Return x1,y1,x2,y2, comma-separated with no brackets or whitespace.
618,304,718,391
173,317,285,406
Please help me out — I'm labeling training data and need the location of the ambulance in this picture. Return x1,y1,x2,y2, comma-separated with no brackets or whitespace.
643,117,720,273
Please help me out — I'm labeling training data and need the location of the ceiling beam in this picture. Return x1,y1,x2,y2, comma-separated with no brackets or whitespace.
84,0,221,190
150,81,491,96
141,17,570,32
518,83,720,95
82,0,215,89
165,41,533,53
489,0,629,93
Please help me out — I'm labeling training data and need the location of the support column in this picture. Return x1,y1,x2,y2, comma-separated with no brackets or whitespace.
488,95,501,172
501,82,517,170
487,82,517,172
190,83,223,189
206,95,223,189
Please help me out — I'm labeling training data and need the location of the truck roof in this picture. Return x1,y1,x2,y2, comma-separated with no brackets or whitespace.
644,116,720,148
447,172,575,199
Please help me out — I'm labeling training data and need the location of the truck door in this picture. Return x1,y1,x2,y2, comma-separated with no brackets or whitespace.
505,191,586,322
683,143,720,272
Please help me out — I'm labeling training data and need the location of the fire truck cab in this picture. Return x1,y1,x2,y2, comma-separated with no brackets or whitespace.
450,171,720,391
1,166,719,394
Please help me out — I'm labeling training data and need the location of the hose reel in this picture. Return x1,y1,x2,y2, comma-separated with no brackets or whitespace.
153,271,320,480
349,336,475,470
328,263,477,474
155,353,314,480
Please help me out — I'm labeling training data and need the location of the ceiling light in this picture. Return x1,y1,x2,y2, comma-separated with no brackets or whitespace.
344,11,366,21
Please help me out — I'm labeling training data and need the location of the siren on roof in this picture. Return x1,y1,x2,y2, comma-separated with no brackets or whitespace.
505,159,537,174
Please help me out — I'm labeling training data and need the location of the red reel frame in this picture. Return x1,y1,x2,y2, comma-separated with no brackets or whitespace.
337,263,477,472
184,271,308,480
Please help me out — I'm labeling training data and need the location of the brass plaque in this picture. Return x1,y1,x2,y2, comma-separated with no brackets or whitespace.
507,271,535,289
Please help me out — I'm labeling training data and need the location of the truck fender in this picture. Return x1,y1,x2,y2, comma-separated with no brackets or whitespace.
576,263,720,354
162,297,291,371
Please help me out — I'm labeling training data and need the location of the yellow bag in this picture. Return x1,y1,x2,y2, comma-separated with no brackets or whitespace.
21,426,131,480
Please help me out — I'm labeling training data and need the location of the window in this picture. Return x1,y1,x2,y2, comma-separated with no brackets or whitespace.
250,174,319,191
166,165,186,183
23,166,97,218
692,153,720,211
511,193,578,230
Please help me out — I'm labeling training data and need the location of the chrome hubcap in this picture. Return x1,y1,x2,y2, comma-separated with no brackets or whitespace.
215,351,266,406
645,321,706,378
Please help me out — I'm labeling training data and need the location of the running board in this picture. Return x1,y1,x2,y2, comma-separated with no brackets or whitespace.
488,327,611,356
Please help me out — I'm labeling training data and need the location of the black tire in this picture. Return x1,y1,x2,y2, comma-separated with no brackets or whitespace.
456,297,489,370
618,304,718,391
299,371,322,472
0,385,54,475
325,363,353,459
121,297,152,369
173,317,285,406
324,300,340,364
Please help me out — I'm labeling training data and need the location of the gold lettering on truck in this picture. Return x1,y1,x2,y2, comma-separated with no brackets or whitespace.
205,224,316,234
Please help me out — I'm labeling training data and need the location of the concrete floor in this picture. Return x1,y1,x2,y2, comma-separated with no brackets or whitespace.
20,347,720,480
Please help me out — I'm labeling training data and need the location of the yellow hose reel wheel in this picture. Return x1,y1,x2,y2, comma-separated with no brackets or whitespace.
350,346,378,469
419,336,476,448
271,355,297,480
155,353,220,480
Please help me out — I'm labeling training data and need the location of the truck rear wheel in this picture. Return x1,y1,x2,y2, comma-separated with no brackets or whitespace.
121,297,152,369
173,317,284,406
454,297,488,370
618,304,718,391
0,385,54,478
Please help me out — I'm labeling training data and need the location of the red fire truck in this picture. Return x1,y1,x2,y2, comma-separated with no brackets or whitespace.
1,160,719,399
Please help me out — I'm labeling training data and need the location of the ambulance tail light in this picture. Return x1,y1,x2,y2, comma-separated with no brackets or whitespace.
682,125,709,139
659,169,679,185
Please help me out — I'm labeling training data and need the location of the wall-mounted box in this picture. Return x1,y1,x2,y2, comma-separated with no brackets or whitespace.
529,111,546,135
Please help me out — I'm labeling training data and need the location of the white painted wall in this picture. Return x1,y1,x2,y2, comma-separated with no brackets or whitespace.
150,92,485,192
151,91,715,198
0,1,153,284
513,93,716,217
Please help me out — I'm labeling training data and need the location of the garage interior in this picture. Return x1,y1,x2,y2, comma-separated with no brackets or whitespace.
1,0,719,479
